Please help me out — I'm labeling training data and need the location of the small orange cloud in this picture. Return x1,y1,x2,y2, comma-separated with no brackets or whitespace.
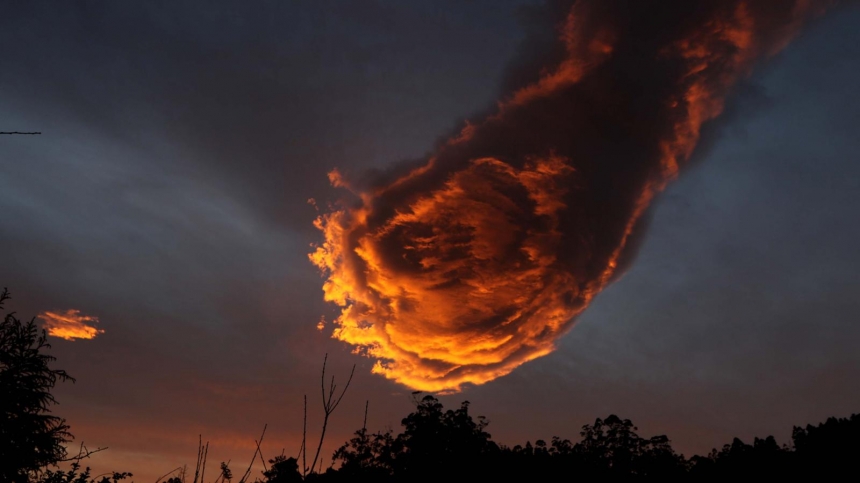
38,309,104,341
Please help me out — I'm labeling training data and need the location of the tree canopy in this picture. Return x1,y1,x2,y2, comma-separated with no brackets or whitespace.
3,284,858,482
0,289,74,482
0,289,129,483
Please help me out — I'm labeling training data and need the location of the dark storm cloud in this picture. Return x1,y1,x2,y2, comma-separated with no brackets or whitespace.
311,0,836,391
481,5,860,453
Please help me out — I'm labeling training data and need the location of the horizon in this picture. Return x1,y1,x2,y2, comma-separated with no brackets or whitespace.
2,1,859,480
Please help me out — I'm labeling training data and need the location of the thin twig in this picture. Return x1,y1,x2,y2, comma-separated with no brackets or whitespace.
59,442,107,462
255,439,268,472
302,395,307,477
309,354,356,474
0,131,41,135
363,400,369,431
240,424,267,483
200,442,209,483
193,436,203,483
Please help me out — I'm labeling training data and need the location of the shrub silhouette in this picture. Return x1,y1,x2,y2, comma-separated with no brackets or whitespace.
575,415,685,477
0,288,129,483
261,456,302,483
791,414,860,479
330,394,497,482
5,286,859,482
320,396,858,482
0,288,75,482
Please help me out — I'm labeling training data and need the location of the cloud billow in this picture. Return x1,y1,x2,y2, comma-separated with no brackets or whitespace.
311,0,831,392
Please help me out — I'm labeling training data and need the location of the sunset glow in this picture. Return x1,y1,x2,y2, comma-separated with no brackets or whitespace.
3,1,859,480
38,309,104,341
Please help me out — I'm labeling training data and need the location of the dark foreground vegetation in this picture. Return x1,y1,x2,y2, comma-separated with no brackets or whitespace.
2,287,859,482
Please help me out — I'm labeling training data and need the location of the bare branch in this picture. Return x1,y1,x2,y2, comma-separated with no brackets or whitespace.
255,439,267,472
329,365,355,414
239,424,267,483
200,442,209,483
193,436,204,483
59,442,108,462
310,354,357,474
363,400,369,431
302,394,307,477
320,353,328,412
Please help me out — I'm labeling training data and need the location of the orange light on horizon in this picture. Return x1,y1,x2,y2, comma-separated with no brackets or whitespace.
38,309,104,341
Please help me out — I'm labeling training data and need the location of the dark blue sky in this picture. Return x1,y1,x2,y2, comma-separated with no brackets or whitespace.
1,1,858,478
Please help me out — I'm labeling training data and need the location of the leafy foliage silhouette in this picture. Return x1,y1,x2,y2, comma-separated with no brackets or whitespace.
279,395,857,483
0,288,129,483
4,287,859,481
38,457,131,483
332,394,497,481
261,456,302,483
0,288,75,482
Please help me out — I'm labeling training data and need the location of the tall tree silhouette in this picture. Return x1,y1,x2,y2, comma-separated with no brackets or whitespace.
332,394,497,482
0,288,74,482
791,414,860,479
396,394,496,479
575,415,685,477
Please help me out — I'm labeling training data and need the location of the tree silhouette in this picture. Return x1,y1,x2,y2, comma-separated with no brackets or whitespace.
260,456,302,483
396,395,496,479
6,287,859,481
0,288,75,482
575,414,685,477
0,288,130,483
37,453,131,483
331,394,498,482
332,427,398,479
689,435,791,479
791,414,860,479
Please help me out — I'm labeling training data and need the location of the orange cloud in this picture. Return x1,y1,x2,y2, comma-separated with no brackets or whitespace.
38,309,104,341
310,0,830,393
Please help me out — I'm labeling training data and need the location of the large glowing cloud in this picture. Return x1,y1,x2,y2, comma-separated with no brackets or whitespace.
311,0,831,392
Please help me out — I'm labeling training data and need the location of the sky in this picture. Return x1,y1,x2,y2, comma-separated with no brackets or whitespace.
1,1,859,480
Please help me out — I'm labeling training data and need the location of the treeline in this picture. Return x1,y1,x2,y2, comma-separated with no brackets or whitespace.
2,287,859,482
251,395,859,482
